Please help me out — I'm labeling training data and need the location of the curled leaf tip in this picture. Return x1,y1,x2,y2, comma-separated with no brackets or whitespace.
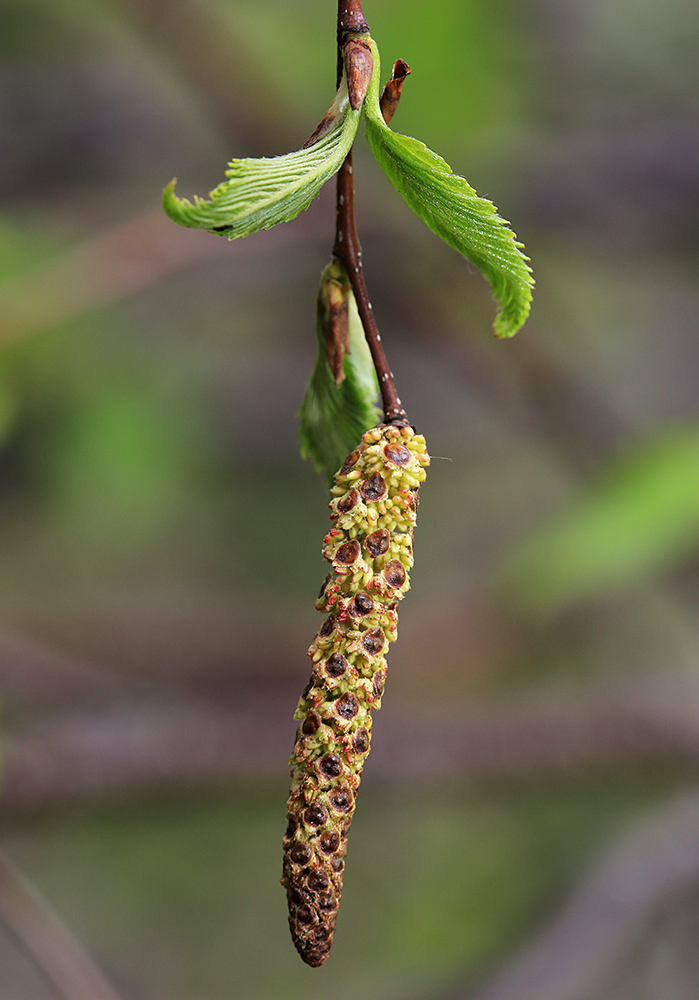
162,178,176,208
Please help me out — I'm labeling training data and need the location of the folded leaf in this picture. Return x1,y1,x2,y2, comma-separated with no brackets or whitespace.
299,261,380,484
163,77,360,238
364,40,533,338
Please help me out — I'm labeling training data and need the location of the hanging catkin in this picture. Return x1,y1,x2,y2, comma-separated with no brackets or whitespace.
282,422,429,966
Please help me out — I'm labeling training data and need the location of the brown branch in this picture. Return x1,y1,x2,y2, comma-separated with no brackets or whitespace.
333,0,408,424
337,0,369,36
333,156,407,423
336,0,369,93
0,848,124,1000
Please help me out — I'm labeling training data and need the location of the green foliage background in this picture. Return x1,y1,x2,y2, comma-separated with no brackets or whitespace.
1,0,698,997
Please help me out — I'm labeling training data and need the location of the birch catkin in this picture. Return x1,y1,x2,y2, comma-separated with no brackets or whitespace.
282,422,429,966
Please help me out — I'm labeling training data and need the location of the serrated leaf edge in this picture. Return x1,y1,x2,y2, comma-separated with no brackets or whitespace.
363,39,533,338
163,76,361,238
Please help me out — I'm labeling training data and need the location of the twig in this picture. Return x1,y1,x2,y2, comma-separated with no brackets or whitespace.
0,848,124,1000
333,0,407,424
337,0,369,34
334,156,407,422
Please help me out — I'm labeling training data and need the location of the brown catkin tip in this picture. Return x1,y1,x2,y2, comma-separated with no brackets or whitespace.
282,424,429,966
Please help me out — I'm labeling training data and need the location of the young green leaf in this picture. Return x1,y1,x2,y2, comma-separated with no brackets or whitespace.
363,40,533,338
299,261,380,484
163,77,361,238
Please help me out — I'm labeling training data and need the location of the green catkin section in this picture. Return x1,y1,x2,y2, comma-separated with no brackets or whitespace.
282,423,429,967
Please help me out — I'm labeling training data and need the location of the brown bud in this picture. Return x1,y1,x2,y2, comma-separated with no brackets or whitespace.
352,727,370,753
287,887,305,908
307,869,330,893
335,692,359,720
301,711,321,736
304,803,329,828
319,753,344,779
343,39,373,111
304,945,329,968
318,830,340,855
351,592,374,616
372,668,386,699
289,842,313,867
329,786,354,813
318,891,337,911
319,617,335,637
296,904,317,926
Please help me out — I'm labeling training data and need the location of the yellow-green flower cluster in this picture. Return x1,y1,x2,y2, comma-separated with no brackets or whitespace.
282,423,429,966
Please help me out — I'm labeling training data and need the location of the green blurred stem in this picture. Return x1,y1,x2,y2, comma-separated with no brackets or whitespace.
0,848,123,1000
334,0,408,424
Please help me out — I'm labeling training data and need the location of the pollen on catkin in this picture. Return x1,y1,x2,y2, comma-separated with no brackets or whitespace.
282,422,429,967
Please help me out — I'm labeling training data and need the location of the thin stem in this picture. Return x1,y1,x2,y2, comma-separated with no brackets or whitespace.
336,0,368,90
336,0,369,41
334,0,407,424
333,155,406,423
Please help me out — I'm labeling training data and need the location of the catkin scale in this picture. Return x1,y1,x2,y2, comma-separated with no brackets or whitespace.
282,423,429,966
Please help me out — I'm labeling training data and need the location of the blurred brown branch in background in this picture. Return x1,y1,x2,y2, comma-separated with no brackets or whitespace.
0,627,120,705
2,685,697,811
0,207,321,346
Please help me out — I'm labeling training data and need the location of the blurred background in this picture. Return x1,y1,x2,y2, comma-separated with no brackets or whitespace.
1,0,699,997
